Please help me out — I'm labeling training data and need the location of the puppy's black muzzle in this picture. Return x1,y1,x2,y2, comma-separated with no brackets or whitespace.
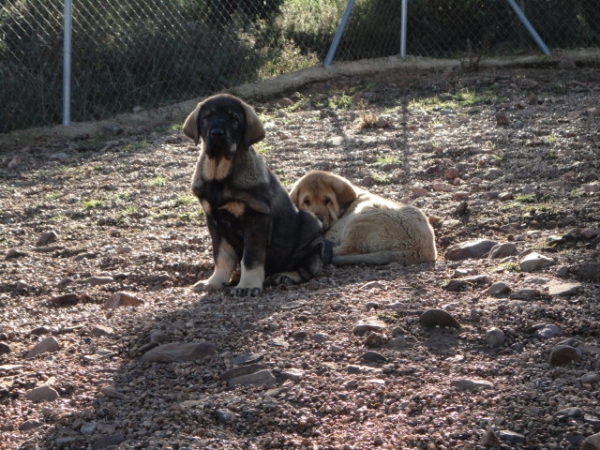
205,125,235,160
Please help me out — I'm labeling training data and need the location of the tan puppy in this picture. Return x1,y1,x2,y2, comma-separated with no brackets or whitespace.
289,171,437,265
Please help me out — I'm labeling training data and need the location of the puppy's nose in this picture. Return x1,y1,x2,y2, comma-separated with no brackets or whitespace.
210,127,225,137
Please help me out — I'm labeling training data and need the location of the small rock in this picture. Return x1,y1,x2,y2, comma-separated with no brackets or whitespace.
497,429,525,444
445,239,498,260
353,316,388,334
485,328,505,348
49,152,70,162
364,332,388,347
313,332,330,343
386,337,409,349
549,344,582,365
140,342,216,363
509,288,541,300
360,351,387,363
582,432,600,450
19,419,44,431
221,364,268,381
555,407,583,420
26,385,60,402
536,324,562,339
91,325,114,337
216,408,238,424
49,293,80,306
445,167,460,180
489,243,518,259
495,112,510,126
281,369,304,382
546,281,583,297
519,252,555,272
571,262,600,281
0,342,11,355
480,429,501,447
451,378,494,391
443,279,468,292
419,308,461,329
229,369,277,388
36,230,58,246
230,353,264,366
5,249,28,259
487,282,511,296
26,336,60,358
103,291,144,309
83,276,115,286
581,373,600,387
92,434,125,450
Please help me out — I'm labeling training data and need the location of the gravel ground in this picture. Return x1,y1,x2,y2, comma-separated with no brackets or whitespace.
1,66,600,450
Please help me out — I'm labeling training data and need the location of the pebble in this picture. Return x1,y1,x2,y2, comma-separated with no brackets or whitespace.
480,429,501,447
49,293,80,306
487,282,511,296
519,252,555,272
497,429,525,444
418,308,461,329
536,324,562,339
581,373,600,387
140,342,216,362
229,369,277,388
92,434,125,449
445,239,498,260
546,281,584,297
549,344,582,365
571,262,600,281
313,332,330,343
103,291,144,309
82,276,115,286
485,327,505,348
19,419,44,431
26,336,60,358
450,378,494,391
489,243,518,259
0,342,11,355
555,407,583,419
36,230,58,246
353,316,388,334
26,385,60,402
360,351,387,363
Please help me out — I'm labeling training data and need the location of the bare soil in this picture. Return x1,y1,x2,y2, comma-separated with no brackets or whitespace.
1,66,600,450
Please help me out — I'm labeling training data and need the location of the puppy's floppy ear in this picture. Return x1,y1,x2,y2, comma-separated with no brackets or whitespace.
331,175,357,209
288,178,301,207
240,99,265,147
183,101,204,145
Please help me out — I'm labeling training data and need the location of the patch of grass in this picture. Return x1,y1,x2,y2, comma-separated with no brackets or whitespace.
117,191,131,199
515,194,537,203
359,110,379,129
122,139,150,153
44,192,62,200
496,261,520,272
92,165,104,172
123,206,138,214
83,198,104,209
546,134,557,145
147,175,167,187
328,92,352,110
378,312,399,323
178,211,204,222
409,90,497,111
375,156,401,166
254,142,272,155
371,174,390,185
50,214,69,222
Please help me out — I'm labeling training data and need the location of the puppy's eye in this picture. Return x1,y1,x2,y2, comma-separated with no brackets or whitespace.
323,197,332,205
302,199,311,207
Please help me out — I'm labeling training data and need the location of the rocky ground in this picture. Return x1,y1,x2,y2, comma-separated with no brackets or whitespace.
1,66,600,450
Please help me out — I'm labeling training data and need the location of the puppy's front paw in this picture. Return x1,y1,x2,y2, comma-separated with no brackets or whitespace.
268,272,302,286
191,279,222,293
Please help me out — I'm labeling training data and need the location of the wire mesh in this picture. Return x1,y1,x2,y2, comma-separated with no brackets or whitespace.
1,0,598,134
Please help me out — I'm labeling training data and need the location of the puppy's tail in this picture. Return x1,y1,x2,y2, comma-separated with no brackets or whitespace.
331,251,398,266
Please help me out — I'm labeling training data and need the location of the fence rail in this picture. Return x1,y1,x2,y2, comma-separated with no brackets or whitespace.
1,0,599,134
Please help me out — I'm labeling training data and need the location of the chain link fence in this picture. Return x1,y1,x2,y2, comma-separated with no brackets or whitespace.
1,0,598,134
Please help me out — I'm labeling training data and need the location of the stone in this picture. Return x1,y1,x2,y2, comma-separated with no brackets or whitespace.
26,385,60,402
229,369,277,388
549,344,582,365
140,342,216,363
451,378,494,391
489,243,518,259
353,316,388,334
445,239,498,260
216,409,238,424
91,325,114,337
281,369,304,382
497,430,525,444
519,252,555,272
487,282,511,296
581,373,600,386
36,230,59,246
495,112,510,126
103,291,144,309
480,429,501,447
26,336,60,358
83,276,115,286
49,293,80,306
555,407,583,419
19,419,44,431
419,308,461,329
221,364,269,381
92,434,125,449
360,351,387,363
582,432,600,450
571,262,600,281
546,281,583,297
536,324,562,339
313,332,330,343
0,342,11,355
485,327,505,348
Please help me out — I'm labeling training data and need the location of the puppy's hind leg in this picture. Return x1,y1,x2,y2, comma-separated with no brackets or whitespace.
192,239,238,293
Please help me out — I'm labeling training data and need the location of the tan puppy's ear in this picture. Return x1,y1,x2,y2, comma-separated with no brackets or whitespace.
183,101,204,145
240,99,265,147
331,175,357,209
288,179,301,207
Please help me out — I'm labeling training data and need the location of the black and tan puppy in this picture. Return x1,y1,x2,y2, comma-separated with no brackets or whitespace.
183,94,329,296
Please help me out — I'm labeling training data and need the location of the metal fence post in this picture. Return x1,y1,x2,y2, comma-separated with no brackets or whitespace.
324,0,356,67
505,0,550,55
400,0,408,59
63,0,72,127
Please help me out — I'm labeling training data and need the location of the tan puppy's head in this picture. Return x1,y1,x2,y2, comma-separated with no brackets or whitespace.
289,171,357,230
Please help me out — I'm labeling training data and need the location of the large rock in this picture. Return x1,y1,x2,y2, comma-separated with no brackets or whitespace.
519,252,555,272
26,337,60,358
